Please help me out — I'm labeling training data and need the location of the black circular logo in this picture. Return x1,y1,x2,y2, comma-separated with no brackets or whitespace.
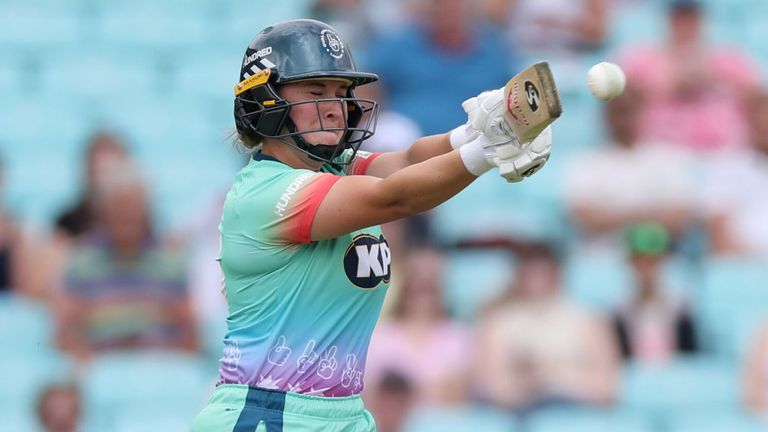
343,234,391,289
524,81,540,112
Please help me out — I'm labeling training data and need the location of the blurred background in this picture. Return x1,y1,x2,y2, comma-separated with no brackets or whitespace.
2,0,768,431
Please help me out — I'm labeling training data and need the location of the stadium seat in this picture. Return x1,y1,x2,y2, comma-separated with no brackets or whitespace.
0,1,85,51
0,350,75,428
37,51,159,99
607,1,665,50
92,2,212,51
169,51,241,101
0,293,56,353
112,406,198,432
525,407,652,432
621,356,739,424
667,410,767,432
0,407,40,432
432,169,568,245
402,405,518,432
697,258,768,358
563,249,634,312
442,250,515,321
220,0,313,48
83,351,214,428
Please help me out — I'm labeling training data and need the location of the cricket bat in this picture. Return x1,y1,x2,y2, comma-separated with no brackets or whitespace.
502,62,562,144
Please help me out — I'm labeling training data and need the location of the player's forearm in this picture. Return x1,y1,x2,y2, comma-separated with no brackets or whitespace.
378,148,477,216
402,133,454,166
366,133,454,178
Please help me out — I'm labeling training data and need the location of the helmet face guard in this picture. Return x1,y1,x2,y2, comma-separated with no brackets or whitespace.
233,19,380,165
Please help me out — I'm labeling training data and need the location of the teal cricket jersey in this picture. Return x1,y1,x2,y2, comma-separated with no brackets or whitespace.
217,149,390,397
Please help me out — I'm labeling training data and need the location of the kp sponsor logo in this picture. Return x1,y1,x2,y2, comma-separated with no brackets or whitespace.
343,234,391,289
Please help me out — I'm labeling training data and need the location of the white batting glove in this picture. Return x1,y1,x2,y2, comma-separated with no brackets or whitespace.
496,126,552,183
458,126,551,182
449,87,506,149
461,87,513,144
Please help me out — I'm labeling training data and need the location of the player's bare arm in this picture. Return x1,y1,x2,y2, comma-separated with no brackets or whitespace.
311,145,476,241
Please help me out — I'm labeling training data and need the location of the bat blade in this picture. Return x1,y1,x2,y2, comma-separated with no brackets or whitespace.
503,62,562,143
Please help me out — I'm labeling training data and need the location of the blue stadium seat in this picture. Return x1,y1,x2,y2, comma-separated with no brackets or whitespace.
0,57,24,94
621,356,739,424
442,250,515,321
0,351,75,429
0,293,56,353
563,249,634,312
112,406,198,432
169,51,241,101
0,407,39,432
83,351,214,429
525,407,652,432
667,410,768,432
0,1,85,51
697,258,768,358
402,405,518,432
607,1,665,50
92,2,212,51
564,251,698,312
37,51,159,99
432,168,568,245
220,0,313,48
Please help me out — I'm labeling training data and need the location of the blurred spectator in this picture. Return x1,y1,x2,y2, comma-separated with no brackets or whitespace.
23,132,132,301
564,88,696,251
367,371,415,432
0,157,25,293
618,0,760,154
474,243,620,413
482,0,610,55
356,83,422,155
55,162,198,362
744,321,768,417
55,131,129,240
363,0,512,135
702,90,768,258
366,249,472,406
36,383,82,432
613,223,697,364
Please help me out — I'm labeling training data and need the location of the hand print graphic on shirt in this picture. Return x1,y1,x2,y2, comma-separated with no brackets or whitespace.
296,340,319,373
341,354,358,388
317,346,338,379
267,335,292,366
221,339,241,372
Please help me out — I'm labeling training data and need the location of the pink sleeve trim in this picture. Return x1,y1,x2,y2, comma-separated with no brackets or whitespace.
295,174,341,243
349,153,382,176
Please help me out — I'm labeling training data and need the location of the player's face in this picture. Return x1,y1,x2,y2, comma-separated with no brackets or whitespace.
279,80,349,146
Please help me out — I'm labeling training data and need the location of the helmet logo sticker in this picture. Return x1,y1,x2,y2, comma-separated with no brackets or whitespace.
320,29,345,59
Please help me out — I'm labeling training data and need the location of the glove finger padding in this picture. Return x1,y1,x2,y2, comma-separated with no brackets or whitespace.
462,88,506,141
497,126,552,182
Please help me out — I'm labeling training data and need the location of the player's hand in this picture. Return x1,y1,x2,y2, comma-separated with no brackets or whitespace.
461,87,515,145
495,126,552,183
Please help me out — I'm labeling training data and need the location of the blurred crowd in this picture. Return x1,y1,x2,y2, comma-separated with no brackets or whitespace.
3,0,768,431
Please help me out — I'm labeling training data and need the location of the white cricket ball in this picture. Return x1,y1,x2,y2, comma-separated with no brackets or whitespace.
587,62,626,101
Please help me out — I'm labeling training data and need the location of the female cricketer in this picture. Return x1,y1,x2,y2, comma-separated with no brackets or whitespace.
191,18,552,431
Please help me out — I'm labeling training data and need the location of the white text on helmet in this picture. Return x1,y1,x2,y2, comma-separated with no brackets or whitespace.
243,47,273,67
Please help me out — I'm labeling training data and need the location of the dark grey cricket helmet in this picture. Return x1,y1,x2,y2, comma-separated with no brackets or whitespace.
234,19,379,164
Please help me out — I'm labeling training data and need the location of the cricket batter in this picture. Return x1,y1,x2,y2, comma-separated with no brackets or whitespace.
192,18,553,431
